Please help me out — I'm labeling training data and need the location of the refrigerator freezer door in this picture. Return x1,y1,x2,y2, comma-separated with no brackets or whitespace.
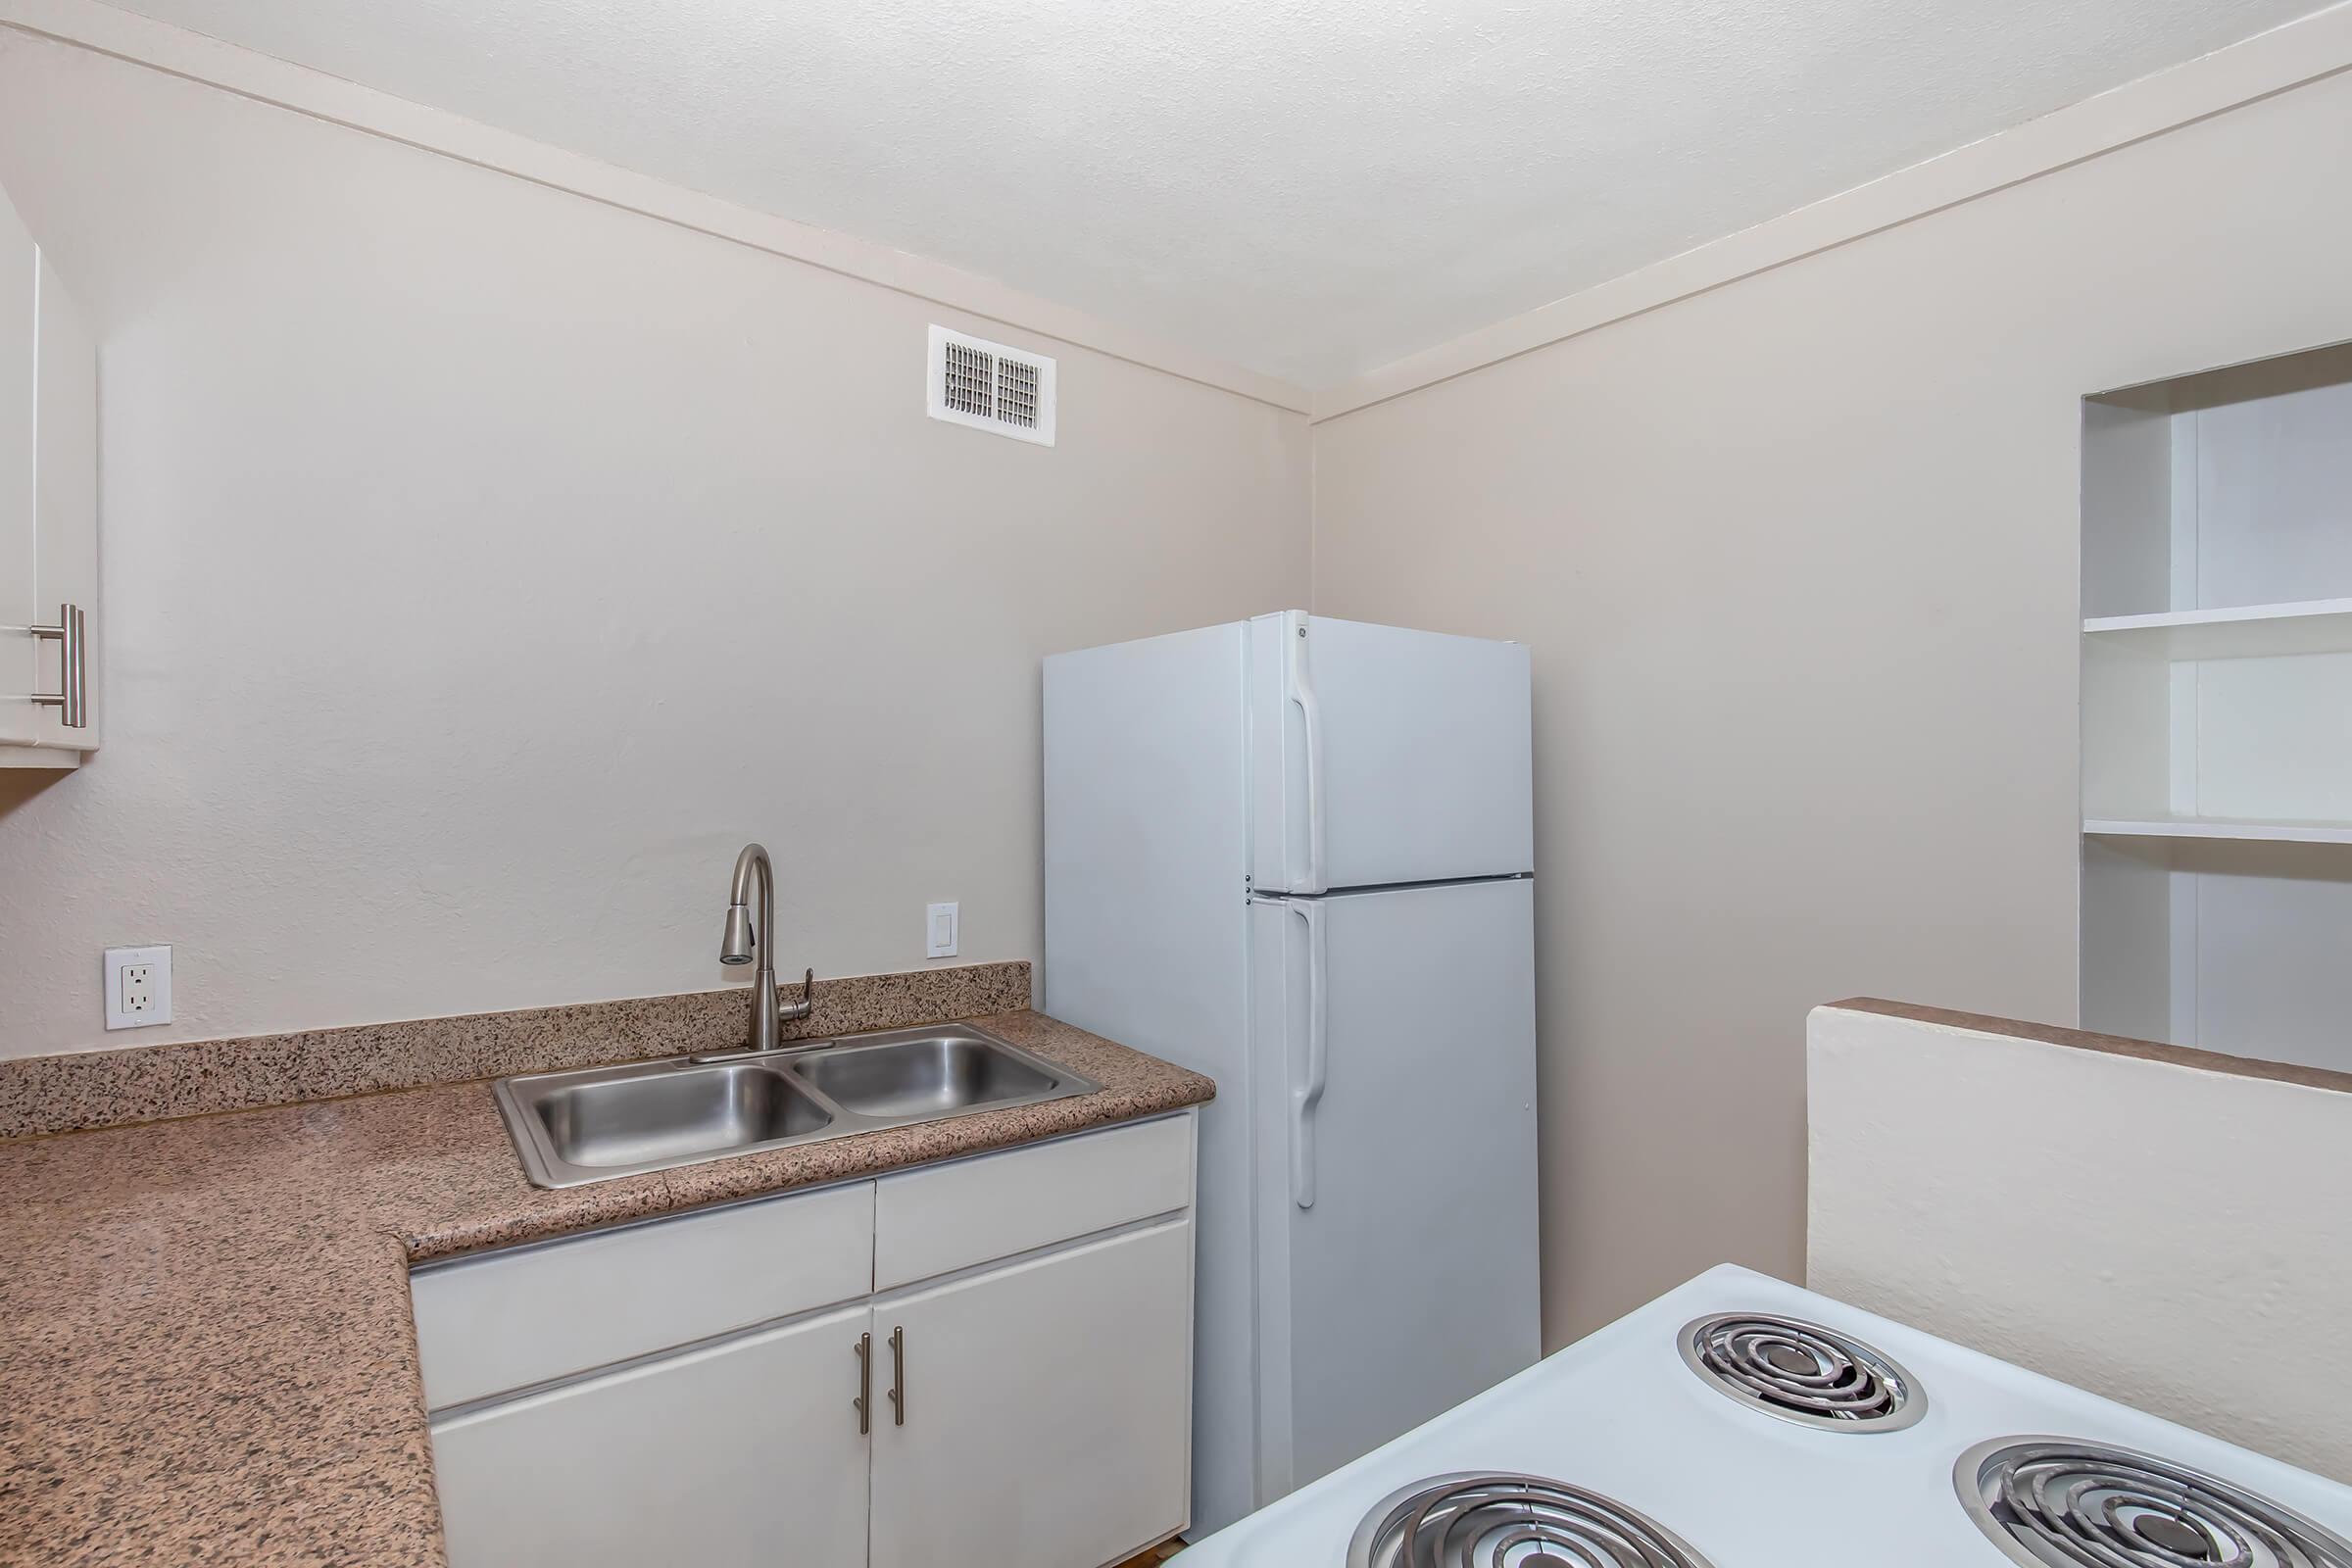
1248,878,1541,1504
1250,613,1534,893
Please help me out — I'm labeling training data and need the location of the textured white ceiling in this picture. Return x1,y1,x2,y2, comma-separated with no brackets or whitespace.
107,0,2326,386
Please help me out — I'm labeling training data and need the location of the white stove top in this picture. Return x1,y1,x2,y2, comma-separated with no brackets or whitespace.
1179,1264,2352,1567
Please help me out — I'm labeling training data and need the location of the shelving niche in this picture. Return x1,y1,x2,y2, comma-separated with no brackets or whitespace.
2080,340,2352,1072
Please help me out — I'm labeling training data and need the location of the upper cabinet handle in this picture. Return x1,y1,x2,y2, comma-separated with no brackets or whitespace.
5,604,88,729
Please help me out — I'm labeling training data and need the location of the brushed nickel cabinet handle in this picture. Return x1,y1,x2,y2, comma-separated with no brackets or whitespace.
853,1331,872,1435
887,1325,906,1427
4,604,87,729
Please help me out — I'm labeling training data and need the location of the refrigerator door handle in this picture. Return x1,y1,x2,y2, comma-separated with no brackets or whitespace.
1284,612,1328,894
1290,897,1329,1208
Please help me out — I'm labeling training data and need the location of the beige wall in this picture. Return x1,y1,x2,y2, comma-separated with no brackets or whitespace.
0,31,1308,1057
1310,68,2352,1347
1809,1004,2352,1482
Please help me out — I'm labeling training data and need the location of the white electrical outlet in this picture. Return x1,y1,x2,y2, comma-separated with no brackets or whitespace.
925,903,958,959
104,945,172,1030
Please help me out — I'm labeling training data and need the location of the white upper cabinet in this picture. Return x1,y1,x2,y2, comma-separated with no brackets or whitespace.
0,188,37,753
0,178,98,766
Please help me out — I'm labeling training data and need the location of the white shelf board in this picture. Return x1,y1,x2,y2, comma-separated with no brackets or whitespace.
2082,598,2352,659
2084,816,2352,845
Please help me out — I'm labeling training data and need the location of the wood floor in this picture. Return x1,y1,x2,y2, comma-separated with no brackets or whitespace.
1114,1540,1186,1566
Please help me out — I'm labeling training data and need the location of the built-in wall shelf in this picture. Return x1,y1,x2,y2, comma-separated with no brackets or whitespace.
2078,339,2352,1076
2083,816,2352,845
2082,597,2352,660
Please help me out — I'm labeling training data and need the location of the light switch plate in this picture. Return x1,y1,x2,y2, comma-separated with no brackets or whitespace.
105,945,172,1030
925,903,958,958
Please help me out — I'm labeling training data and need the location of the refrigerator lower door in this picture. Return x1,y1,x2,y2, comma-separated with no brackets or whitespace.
1248,612,1534,893
1247,877,1541,1506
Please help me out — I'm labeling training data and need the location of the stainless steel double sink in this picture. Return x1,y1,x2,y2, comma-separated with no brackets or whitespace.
493,1023,1098,1188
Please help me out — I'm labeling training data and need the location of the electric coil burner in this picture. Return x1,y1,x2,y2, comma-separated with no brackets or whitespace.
1958,1439,2352,1568
1677,1311,1925,1431
1347,1472,1715,1568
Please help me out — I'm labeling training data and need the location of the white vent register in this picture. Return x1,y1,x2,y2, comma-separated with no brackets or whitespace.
927,324,1055,445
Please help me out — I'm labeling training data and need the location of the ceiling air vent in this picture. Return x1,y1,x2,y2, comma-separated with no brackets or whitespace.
927,324,1056,446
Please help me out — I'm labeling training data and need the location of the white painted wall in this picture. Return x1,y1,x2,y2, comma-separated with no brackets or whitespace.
1808,1004,2352,1482
1309,65,2352,1347
0,31,1308,1057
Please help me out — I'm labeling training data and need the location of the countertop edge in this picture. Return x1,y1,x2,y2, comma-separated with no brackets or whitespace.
1822,996,2352,1096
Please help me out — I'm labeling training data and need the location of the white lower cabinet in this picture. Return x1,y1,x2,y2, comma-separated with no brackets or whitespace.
416,1110,1197,1568
431,1301,873,1568
870,1217,1195,1568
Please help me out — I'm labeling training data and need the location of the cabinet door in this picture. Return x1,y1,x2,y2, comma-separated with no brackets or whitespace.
0,186,36,749
430,1302,872,1568
32,254,95,751
871,1217,1193,1568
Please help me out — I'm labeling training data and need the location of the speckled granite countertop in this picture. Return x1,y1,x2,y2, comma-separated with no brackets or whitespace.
0,1009,1212,1567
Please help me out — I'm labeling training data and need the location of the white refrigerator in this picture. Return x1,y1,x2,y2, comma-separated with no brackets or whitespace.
1043,610,1540,1538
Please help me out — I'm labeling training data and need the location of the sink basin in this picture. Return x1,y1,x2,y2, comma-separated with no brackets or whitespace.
494,1023,1098,1188
528,1062,832,1170
792,1033,1061,1119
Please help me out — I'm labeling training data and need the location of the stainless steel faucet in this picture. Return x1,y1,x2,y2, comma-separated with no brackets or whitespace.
718,843,812,1054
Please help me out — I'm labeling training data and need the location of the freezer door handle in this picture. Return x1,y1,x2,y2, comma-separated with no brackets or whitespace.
1284,612,1328,894
1291,898,1329,1208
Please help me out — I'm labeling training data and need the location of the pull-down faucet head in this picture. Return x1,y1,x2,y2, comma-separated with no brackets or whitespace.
719,904,756,965
717,843,810,1054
